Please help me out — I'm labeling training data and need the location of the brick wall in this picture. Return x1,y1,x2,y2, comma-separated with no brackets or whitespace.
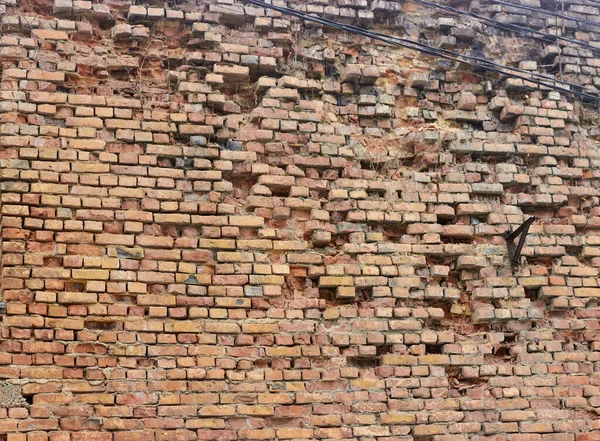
1,0,600,440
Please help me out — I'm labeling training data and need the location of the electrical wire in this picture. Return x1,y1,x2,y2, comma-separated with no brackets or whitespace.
489,0,600,29
412,0,600,55
238,0,600,103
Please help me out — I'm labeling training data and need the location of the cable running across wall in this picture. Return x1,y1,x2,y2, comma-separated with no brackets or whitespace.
489,0,600,29
237,0,600,104
412,0,600,55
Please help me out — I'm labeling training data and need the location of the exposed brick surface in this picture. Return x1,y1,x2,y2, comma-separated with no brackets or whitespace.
1,0,600,439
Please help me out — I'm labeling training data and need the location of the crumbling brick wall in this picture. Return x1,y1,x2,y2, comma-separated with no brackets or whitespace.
1,0,600,439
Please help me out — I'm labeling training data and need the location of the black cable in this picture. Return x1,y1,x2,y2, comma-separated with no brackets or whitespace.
238,0,600,103
489,0,600,29
412,0,600,55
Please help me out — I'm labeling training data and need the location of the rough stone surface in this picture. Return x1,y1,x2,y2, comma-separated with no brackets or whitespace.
0,383,28,408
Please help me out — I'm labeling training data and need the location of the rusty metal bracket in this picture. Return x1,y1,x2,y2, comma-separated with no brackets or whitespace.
505,216,538,266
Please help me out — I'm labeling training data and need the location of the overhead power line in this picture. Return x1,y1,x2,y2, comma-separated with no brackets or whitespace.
412,0,600,55
238,0,600,103
489,0,600,29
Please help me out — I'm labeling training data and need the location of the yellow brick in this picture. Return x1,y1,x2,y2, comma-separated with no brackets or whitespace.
236,240,273,250
265,347,301,357
241,323,279,334
185,419,226,429
128,282,147,293
71,269,110,280
237,405,274,416
418,354,451,365
257,393,294,404
164,321,202,333
249,275,284,285
380,354,418,365
204,322,240,334
57,292,98,304
319,276,353,287
198,405,236,416
380,412,416,424
336,286,356,299
240,429,275,440
68,139,106,150
78,393,115,405
138,295,176,306
215,298,251,309
217,252,255,263
178,262,197,273
199,239,236,249
351,378,383,389
323,309,340,319
4,316,44,328
45,318,84,330
229,215,264,228
273,240,308,251
123,346,147,357
176,273,212,284
575,288,600,297
31,183,69,194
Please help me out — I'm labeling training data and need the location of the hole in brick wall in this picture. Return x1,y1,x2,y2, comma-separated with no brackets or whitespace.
491,344,511,359
157,156,176,168
356,289,373,302
503,185,530,194
437,217,454,226
565,245,583,257
318,289,335,301
383,224,407,237
23,394,33,405
524,289,536,300
441,236,473,245
84,320,120,331
426,256,453,267
346,357,379,368
270,188,290,197
0,434,6,441
367,190,386,199
43,257,63,267
65,281,86,292
425,344,443,354
324,65,339,78
376,344,392,356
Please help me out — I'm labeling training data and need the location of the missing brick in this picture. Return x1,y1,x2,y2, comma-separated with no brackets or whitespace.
367,189,386,199
346,357,379,368
84,320,121,331
318,288,335,302
376,344,392,356
65,281,86,292
356,288,373,302
0,382,28,408
425,344,443,354
43,256,63,267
